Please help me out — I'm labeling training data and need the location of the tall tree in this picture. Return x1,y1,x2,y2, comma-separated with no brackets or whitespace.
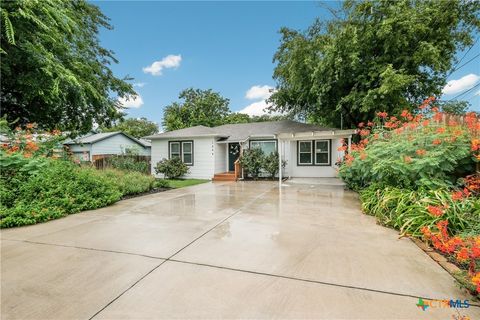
100,117,159,138
162,88,230,131
0,0,135,133
269,0,480,128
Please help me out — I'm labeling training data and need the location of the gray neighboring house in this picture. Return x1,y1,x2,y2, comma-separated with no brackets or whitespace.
64,132,151,161
145,120,355,181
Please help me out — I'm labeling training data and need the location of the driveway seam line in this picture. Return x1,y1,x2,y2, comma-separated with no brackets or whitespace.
1,238,166,260
167,259,480,308
89,185,276,319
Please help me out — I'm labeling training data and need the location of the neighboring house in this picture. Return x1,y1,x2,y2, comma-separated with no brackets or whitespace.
145,120,355,181
64,132,151,161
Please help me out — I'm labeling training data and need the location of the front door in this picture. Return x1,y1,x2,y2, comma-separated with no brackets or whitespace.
228,143,240,172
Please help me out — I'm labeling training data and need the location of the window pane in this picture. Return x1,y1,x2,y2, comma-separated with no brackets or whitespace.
182,142,192,153
316,141,328,152
299,141,311,152
251,141,276,155
183,153,192,164
316,153,329,164
170,142,179,153
299,153,311,164
171,153,180,159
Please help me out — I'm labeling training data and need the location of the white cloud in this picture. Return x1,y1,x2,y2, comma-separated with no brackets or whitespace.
238,100,272,116
143,54,182,76
133,82,146,88
442,73,480,95
245,85,273,100
118,94,144,109
238,85,278,116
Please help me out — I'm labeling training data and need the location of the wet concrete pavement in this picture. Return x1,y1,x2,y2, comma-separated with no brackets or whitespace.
1,181,479,319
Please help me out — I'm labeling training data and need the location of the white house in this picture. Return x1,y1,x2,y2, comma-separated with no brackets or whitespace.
145,120,354,181
64,132,151,161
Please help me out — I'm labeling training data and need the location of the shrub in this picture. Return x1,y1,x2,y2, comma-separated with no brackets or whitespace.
154,157,189,179
262,152,287,179
154,179,170,188
100,169,156,195
338,104,478,191
360,185,480,237
105,155,150,174
239,148,264,180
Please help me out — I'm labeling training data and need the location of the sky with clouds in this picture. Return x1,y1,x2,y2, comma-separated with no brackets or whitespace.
95,1,479,127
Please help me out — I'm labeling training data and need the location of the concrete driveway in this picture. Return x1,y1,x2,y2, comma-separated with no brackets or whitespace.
1,181,479,319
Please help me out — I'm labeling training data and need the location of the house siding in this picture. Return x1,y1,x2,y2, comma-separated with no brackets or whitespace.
214,142,227,174
151,137,215,179
283,138,343,178
91,134,150,157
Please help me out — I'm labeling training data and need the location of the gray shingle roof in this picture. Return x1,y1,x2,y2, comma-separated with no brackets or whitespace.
146,121,335,141
144,125,225,139
64,132,151,147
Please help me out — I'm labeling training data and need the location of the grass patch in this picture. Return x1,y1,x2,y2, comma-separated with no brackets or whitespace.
163,179,209,189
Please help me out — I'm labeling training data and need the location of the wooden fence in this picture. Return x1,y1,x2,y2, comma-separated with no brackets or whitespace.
93,154,151,174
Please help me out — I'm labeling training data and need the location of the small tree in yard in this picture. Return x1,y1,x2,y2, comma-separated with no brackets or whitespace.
239,148,264,180
154,158,189,179
263,152,287,179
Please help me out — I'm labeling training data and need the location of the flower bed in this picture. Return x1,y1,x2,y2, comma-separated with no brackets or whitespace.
338,98,480,296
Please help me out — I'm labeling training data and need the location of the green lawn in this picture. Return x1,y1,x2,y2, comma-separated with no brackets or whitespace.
165,179,209,189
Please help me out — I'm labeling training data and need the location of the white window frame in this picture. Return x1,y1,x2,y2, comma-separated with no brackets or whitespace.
314,140,330,165
298,140,313,165
181,141,193,165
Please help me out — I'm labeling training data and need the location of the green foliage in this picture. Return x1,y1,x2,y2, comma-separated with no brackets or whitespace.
0,158,157,228
100,117,158,138
262,152,287,178
105,155,150,174
338,127,474,190
269,0,480,127
239,148,264,180
161,178,209,189
359,186,480,237
438,100,470,116
0,0,134,133
154,158,189,179
162,88,230,131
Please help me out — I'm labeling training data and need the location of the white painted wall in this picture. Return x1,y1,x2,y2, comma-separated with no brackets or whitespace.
283,138,344,178
91,134,150,157
151,137,216,179
214,143,227,173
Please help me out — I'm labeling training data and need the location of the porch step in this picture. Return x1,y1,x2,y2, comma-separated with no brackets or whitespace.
212,172,236,182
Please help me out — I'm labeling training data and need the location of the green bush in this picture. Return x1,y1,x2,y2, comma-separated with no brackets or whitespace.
105,155,150,174
154,179,170,188
262,152,287,179
239,148,264,180
154,157,189,179
338,127,474,190
359,185,480,237
0,159,158,228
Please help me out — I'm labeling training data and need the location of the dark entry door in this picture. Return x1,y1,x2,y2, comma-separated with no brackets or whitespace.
228,143,240,172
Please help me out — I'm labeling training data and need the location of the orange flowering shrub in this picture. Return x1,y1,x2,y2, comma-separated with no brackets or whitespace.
422,221,480,295
339,97,479,190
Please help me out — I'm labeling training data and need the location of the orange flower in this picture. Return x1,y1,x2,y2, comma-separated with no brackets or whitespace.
436,127,446,134
359,129,370,137
456,247,469,262
422,120,430,127
26,123,35,129
358,122,365,128
377,111,388,119
427,205,444,217
404,156,412,163
401,109,410,118
23,152,32,158
471,139,480,152
451,191,464,201
25,141,39,152
337,145,347,152
367,121,374,127
416,149,427,156
432,139,441,145
359,153,367,160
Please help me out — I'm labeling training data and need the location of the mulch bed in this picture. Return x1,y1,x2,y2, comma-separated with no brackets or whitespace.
121,187,171,200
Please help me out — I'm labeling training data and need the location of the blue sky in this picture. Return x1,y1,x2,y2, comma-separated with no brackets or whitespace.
95,1,480,127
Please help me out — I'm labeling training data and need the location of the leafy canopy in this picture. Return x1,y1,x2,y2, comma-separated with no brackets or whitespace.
162,88,294,131
269,0,480,128
0,0,135,133
101,117,158,138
